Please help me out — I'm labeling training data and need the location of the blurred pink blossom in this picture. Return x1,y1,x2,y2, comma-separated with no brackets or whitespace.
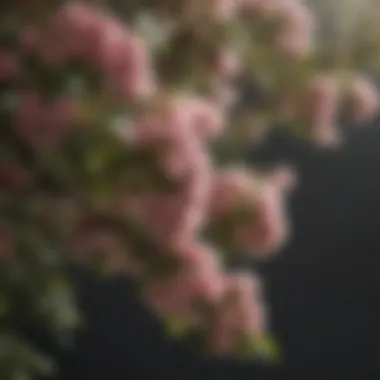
177,96,225,141
130,95,222,180
209,168,292,256
0,164,28,191
0,224,14,260
209,168,255,218
125,97,216,249
209,82,238,110
105,33,156,102
133,151,212,248
185,0,243,22
209,272,266,354
145,241,224,319
0,51,19,82
243,0,305,18
269,165,297,192
275,30,313,59
302,74,342,147
213,0,245,21
275,1,315,58
242,0,280,17
214,47,241,80
234,179,291,257
20,3,155,101
346,75,380,123
126,98,214,246
50,2,103,59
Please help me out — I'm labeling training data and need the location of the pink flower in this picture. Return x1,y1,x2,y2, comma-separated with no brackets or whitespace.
130,95,221,176
209,169,292,257
19,25,65,64
128,96,224,158
226,272,263,301
243,0,302,18
19,25,41,51
302,74,342,147
275,30,313,59
176,96,225,141
0,225,14,260
215,48,241,79
16,92,77,148
22,3,155,100
269,165,297,192
130,99,189,147
53,5,158,101
346,75,380,123
0,51,19,82
209,168,256,218
185,0,243,22
49,2,102,59
227,274,267,334
234,180,291,257
145,242,224,319
126,96,217,248
134,156,212,247
19,4,101,63
106,33,156,102
213,0,245,21
176,241,225,299
242,0,279,17
208,272,267,354
0,164,28,191
311,125,342,148
275,1,315,58
209,82,238,110
279,1,315,34
208,320,237,354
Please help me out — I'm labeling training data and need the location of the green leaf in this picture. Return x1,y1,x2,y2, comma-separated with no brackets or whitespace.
164,315,191,339
0,333,55,377
240,334,282,362
40,276,80,333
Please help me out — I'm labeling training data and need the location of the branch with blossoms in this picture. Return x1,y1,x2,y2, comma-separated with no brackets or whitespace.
0,0,379,378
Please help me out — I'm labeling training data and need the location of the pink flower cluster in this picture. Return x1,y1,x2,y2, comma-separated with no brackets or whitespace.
125,96,224,247
145,244,267,353
145,242,224,320
121,95,293,348
15,92,77,148
209,272,267,354
20,2,155,102
297,73,380,147
274,0,315,59
240,0,316,58
209,167,295,257
0,51,19,83
0,224,14,260
1,0,313,357
131,95,225,146
0,163,27,191
346,75,380,123
301,74,342,148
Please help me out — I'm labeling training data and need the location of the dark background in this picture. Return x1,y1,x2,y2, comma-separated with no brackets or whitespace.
37,121,380,380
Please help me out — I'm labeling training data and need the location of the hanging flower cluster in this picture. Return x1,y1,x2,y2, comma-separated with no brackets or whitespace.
0,0,379,378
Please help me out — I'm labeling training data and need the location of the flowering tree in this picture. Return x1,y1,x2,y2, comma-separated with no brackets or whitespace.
0,0,379,379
